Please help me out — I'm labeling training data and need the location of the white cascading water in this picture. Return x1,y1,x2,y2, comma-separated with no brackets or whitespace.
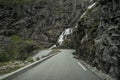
49,28,73,49
88,2,96,9
58,28,73,45
80,2,97,19
49,2,97,49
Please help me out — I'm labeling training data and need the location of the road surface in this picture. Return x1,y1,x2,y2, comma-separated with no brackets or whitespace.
12,49,102,80
32,49,52,61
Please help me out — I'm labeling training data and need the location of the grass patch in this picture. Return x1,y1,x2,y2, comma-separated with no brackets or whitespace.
10,35,23,42
0,62,9,67
26,57,34,63
0,35,36,62
0,66,21,75
10,35,35,44
0,61,24,74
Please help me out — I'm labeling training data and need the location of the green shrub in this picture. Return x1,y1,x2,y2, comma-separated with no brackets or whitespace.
10,35,23,43
0,65,21,74
0,52,9,62
10,35,35,44
0,35,36,62
25,39,35,45
36,57,40,61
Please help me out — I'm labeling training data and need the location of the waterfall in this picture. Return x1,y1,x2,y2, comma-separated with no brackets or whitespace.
49,28,73,49
88,2,96,9
58,28,73,45
49,2,97,49
80,2,97,19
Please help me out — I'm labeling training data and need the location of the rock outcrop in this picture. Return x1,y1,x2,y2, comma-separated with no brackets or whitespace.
0,0,92,61
0,0,119,79
73,0,120,80
0,0,81,61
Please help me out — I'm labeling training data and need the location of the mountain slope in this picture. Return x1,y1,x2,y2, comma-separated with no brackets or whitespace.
0,0,89,61
73,0,120,80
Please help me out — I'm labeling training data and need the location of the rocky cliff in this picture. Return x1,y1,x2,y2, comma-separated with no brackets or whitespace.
0,0,75,61
0,0,91,61
73,0,120,80
0,0,74,47
0,0,119,79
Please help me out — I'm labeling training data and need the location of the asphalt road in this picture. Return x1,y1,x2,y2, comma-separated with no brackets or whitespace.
32,49,52,61
13,49,102,80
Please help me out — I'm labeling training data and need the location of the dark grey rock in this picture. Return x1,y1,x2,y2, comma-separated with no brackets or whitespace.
73,0,120,80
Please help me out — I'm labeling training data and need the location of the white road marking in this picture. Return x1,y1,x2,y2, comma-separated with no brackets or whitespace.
78,62,87,71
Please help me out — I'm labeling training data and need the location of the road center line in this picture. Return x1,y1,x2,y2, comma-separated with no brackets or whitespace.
78,62,87,71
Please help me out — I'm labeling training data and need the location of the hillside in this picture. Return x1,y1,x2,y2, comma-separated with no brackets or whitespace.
73,0,120,80
0,0,119,80
0,0,88,61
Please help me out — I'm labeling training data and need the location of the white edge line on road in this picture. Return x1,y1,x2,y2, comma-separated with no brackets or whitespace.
78,62,87,71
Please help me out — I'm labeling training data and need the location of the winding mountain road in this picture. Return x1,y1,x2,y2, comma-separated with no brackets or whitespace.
12,49,102,80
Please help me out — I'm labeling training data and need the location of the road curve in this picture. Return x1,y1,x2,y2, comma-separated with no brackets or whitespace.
12,49,102,80
32,49,52,61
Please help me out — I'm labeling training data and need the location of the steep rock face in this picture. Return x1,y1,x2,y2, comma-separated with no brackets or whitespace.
0,0,83,60
0,0,90,48
57,0,93,49
0,0,93,61
74,0,120,79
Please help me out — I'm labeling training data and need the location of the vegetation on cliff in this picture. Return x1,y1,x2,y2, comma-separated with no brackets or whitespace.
0,35,36,62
